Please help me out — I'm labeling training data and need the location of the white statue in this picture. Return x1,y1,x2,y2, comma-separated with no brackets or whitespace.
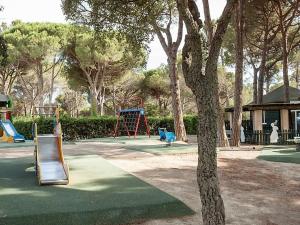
270,122,279,143
240,126,245,143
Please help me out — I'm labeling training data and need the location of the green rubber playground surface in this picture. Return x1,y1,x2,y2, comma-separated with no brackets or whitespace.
125,143,198,155
257,145,300,164
0,155,194,225
78,136,198,155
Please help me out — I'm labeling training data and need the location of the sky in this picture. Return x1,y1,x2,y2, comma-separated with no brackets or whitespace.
0,0,227,69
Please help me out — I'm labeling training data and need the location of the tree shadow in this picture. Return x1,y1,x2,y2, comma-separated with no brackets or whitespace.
0,156,194,225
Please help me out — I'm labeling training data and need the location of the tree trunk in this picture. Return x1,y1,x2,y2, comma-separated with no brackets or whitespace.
182,33,225,225
202,0,213,44
168,54,187,142
257,19,269,105
296,61,300,90
90,87,98,116
36,63,44,114
276,1,290,102
49,64,55,104
281,31,289,102
178,0,237,223
203,0,229,147
99,87,105,116
231,0,244,147
112,85,117,116
217,102,229,147
253,67,258,104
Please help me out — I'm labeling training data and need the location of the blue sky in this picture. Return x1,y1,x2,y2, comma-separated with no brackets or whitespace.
0,0,227,69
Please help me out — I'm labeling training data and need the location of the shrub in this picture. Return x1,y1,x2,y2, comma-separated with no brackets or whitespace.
13,115,198,141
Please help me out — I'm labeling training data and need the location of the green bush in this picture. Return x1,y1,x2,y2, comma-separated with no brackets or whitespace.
13,115,198,141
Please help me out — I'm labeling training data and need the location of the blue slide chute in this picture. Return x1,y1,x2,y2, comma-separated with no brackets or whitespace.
0,120,25,142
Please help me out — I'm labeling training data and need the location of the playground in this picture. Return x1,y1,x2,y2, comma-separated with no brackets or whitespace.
0,1,299,223
1,136,300,225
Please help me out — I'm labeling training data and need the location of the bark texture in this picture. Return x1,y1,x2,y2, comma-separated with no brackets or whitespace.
231,0,244,147
177,0,237,224
202,0,229,147
252,66,259,104
168,55,187,142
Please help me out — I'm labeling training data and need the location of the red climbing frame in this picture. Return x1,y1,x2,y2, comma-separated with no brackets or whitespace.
114,97,150,138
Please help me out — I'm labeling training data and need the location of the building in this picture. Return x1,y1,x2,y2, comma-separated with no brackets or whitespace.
226,86,300,144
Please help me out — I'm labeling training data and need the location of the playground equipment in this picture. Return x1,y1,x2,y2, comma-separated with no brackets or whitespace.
33,106,69,185
158,128,176,144
0,120,25,142
114,97,150,138
0,94,25,142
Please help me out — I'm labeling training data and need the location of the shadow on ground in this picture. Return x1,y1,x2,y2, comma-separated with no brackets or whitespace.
0,155,194,225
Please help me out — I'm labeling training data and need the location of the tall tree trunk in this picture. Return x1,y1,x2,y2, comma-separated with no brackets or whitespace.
202,0,213,44
90,86,98,116
178,0,237,224
99,87,105,116
49,63,55,104
182,33,225,225
153,18,187,142
202,0,229,147
296,60,300,90
168,54,187,142
253,67,258,104
112,85,117,116
265,70,271,93
257,25,268,105
217,102,229,147
232,0,244,147
281,31,289,102
36,63,44,114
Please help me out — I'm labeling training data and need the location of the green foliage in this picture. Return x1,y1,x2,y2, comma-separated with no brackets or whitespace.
3,22,68,64
0,35,8,66
13,115,198,141
141,67,170,99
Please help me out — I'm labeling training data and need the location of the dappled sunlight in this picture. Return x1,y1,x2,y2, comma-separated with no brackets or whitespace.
0,188,51,197
0,154,193,225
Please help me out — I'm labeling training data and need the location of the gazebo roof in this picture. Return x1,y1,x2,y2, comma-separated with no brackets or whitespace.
225,85,300,112
251,85,300,104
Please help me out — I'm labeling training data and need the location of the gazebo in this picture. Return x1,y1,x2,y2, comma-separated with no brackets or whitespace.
226,85,300,144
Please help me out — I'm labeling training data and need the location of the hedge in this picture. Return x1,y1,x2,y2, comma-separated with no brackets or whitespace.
13,115,198,141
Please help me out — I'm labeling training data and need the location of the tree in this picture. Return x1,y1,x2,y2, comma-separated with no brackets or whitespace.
272,0,300,102
141,67,171,114
231,0,244,146
177,0,237,224
202,0,229,147
62,0,188,141
63,27,145,116
3,22,68,108
291,50,300,89
56,88,87,117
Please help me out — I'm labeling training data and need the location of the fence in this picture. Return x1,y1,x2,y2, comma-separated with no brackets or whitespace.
244,130,300,145
225,120,253,131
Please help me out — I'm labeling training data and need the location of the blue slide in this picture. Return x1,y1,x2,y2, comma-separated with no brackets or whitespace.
0,120,25,142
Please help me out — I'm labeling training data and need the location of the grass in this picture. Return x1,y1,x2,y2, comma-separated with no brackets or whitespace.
257,145,300,164
0,155,194,225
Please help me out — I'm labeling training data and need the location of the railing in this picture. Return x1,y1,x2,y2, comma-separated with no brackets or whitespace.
244,130,300,145
225,120,253,131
